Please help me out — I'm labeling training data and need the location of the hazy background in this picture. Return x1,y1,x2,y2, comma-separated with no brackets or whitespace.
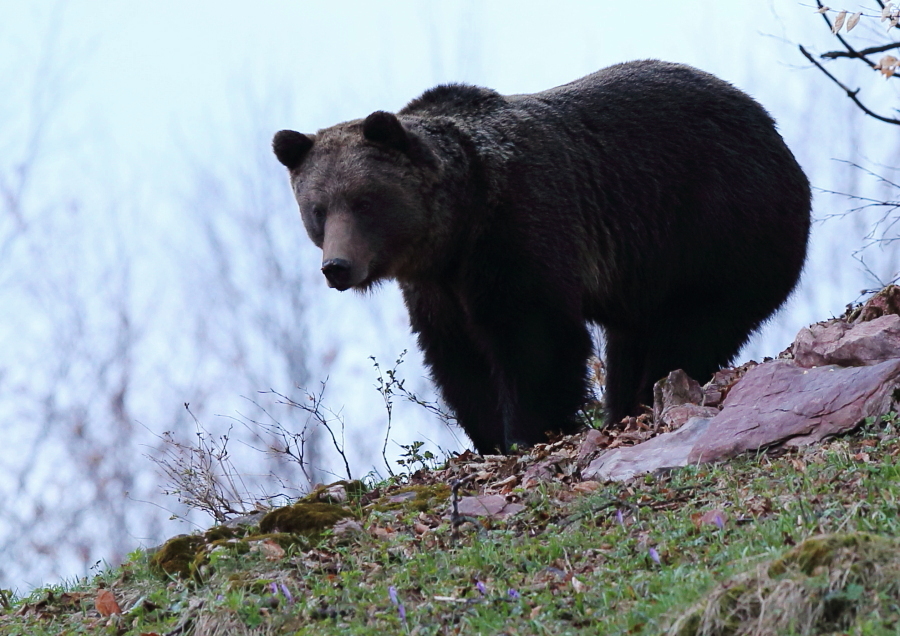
1,0,898,589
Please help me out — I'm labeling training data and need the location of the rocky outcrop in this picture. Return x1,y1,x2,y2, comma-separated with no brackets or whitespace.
582,286,900,482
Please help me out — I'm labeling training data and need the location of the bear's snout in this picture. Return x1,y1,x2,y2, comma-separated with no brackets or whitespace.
321,258,354,291
321,213,372,290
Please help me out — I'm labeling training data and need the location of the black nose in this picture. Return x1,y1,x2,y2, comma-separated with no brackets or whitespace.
321,258,353,290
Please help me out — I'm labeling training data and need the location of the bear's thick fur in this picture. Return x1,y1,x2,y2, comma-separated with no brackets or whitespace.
273,60,811,454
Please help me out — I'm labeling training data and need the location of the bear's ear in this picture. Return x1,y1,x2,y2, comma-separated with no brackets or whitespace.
362,111,409,152
272,130,314,170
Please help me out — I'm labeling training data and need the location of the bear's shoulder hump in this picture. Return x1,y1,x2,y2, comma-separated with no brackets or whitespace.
401,83,504,117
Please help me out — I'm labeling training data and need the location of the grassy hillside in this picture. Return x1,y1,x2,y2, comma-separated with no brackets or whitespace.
2,413,899,636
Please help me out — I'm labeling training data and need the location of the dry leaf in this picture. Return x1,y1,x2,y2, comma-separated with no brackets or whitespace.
529,605,543,620
882,3,895,21
372,525,396,539
332,518,364,539
846,11,861,30
875,55,899,78
58,592,90,607
522,477,541,490
95,589,121,616
571,576,586,593
259,539,285,561
493,475,518,489
816,5,829,13
572,480,601,493
832,10,846,33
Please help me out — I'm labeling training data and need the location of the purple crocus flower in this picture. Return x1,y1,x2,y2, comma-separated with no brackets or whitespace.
616,509,624,526
649,547,661,564
508,588,521,600
280,583,294,604
475,580,486,596
388,585,407,622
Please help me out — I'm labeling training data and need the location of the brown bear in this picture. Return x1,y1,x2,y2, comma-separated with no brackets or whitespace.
272,60,811,455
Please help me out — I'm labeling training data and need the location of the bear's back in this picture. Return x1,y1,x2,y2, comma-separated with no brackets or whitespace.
401,83,505,119
516,60,777,141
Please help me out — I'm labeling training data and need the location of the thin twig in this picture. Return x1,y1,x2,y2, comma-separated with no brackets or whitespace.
449,474,481,540
798,44,900,125
372,355,398,478
821,41,900,59
269,383,353,481
815,0,878,69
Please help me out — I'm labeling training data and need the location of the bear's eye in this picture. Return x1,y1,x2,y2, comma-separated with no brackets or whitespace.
311,204,326,221
354,198,375,214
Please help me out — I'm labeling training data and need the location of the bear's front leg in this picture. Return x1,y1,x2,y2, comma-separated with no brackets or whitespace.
402,283,509,454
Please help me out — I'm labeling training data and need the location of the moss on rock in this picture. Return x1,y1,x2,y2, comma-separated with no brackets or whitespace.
372,483,451,513
258,502,355,537
203,525,240,543
148,491,360,581
149,535,207,580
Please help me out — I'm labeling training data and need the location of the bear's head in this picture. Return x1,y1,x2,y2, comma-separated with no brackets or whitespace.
273,111,437,291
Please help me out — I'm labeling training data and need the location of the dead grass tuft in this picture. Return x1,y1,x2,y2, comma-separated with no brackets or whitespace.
668,532,900,636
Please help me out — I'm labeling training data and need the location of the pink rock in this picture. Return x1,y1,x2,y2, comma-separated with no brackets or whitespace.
689,358,900,463
581,415,714,482
660,403,719,430
793,314,900,368
853,284,900,322
455,494,525,519
652,370,703,422
582,358,900,481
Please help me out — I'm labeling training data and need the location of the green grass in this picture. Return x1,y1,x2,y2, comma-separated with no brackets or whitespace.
3,414,900,636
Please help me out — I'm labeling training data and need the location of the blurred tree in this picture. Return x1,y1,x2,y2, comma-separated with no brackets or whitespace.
0,9,161,584
798,2,900,284
176,86,322,489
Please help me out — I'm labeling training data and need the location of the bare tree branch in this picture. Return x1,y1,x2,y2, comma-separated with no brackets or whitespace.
821,41,900,59
814,1,880,69
798,44,900,125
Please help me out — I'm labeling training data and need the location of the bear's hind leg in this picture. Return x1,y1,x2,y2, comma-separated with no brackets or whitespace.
640,311,761,399
482,305,594,452
602,329,650,425
603,312,764,426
